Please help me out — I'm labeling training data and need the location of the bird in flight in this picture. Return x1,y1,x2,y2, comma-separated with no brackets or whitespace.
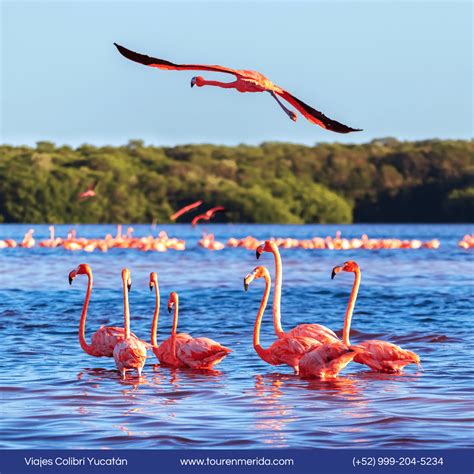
192,206,225,227
114,43,361,134
170,200,203,221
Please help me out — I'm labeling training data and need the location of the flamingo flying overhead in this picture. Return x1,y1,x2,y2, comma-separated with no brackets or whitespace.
79,184,96,200
332,261,421,373
244,266,321,375
256,240,339,344
113,269,148,378
114,43,362,134
170,200,203,221
191,206,225,227
69,264,142,357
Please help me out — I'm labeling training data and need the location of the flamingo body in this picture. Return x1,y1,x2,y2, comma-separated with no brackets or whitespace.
299,342,358,379
286,323,339,344
153,333,193,368
177,337,232,369
90,326,138,358
353,340,421,373
113,336,147,378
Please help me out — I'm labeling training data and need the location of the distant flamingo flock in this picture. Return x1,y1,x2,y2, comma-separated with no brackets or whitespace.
0,225,458,253
68,240,421,380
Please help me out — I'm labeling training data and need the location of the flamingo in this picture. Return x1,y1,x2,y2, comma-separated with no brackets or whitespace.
256,240,338,343
191,206,225,227
113,269,148,378
170,200,203,221
149,272,192,368
332,261,421,373
156,290,231,369
79,184,96,199
114,43,361,133
244,266,320,375
298,265,362,379
68,264,142,357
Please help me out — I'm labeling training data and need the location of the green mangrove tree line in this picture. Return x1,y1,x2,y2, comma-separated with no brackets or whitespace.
0,138,472,223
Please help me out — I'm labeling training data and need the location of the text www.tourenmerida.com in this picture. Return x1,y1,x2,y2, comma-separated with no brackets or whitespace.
179,456,295,467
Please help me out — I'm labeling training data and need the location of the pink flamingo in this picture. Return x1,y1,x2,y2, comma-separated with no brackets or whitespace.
244,266,320,375
154,289,231,369
149,272,192,368
113,269,148,378
256,240,338,343
114,43,361,133
332,261,421,373
191,206,225,227
79,183,96,199
298,264,362,379
170,200,203,221
69,264,142,357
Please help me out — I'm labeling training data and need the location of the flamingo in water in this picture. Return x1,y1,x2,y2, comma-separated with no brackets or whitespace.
244,266,320,375
113,268,148,378
114,43,361,134
149,273,231,369
68,264,143,357
332,261,421,373
256,240,339,344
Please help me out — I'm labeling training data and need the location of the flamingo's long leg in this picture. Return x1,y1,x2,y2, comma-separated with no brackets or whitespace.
269,91,297,122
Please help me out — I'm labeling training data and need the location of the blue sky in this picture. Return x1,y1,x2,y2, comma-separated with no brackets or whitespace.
1,1,472,147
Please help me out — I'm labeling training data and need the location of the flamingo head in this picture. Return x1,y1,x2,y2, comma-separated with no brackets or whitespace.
243,266,269,291
331,260,360,279
190,76,204,88
149,272,158,291
121,268,132,292
168,292,178,313
255,240,275,259
68,263,91,284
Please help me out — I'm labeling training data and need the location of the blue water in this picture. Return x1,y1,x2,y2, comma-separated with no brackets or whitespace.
0,224,473,449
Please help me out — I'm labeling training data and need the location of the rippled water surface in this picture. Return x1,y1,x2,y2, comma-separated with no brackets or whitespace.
0,224,473,449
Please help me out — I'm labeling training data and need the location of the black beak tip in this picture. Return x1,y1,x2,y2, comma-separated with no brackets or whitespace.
149,284,153,292
244,280,249,292
68,276,73,285
168,306,172,314
255,250,260,260
127,283,132,292
331,270,336,280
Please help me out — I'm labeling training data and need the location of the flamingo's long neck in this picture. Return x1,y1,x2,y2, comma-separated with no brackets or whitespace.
270,245,285,338
171,296,179,359
49,226,54,242
78,270,95,355
123,278,131,340
253,273,272,361
342,269,361,346
199,79,237,89
150,282,160,347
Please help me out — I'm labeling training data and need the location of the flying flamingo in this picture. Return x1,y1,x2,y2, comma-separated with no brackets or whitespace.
170,200,203,221
79,184,96,200
191,206,225,227
332,261,421,373
114,43,361,134
155,290,231,369
256,240,338,344
113,269,148,378
244,266,320,375
69,264,142,357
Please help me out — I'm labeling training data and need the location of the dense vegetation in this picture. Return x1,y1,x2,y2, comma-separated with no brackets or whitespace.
0,139,472,223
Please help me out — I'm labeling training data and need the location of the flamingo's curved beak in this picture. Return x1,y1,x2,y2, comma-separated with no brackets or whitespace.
244,278,249,292
149,283,153,292
127,279,132,292
168,304,172,314
68,275,73,285
331,266,343,280
190,77,197,88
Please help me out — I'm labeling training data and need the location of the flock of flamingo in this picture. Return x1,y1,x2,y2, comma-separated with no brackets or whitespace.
1,224,470,252
69,240,420,380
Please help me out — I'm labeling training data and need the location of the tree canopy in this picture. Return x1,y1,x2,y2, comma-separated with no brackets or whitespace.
0,139,472,223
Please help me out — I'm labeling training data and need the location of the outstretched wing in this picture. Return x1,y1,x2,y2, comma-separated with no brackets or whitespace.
276,90,362,134
170,200,203,221
114,43,240,77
